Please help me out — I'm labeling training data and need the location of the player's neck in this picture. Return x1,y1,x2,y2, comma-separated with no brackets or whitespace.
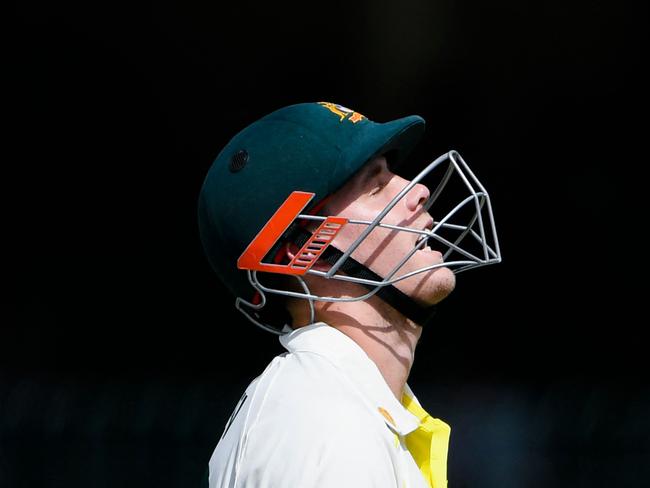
291,293,422,402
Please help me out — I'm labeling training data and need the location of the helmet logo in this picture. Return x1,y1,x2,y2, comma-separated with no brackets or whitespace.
318,102,366,124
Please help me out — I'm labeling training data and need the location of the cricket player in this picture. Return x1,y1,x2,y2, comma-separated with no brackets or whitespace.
197,101,501,487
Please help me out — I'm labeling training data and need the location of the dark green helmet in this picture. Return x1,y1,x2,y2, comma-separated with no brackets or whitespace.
198,101,424,308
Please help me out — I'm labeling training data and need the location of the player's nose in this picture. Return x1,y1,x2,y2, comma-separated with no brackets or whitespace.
405,182,430,212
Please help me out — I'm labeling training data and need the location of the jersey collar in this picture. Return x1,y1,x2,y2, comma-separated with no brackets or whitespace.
279,321,421,436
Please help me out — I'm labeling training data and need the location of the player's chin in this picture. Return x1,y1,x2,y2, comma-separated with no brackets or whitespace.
413,266,456,306
433,267,456,303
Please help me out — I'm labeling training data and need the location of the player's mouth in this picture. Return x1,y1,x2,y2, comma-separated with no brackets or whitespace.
414,218,439,254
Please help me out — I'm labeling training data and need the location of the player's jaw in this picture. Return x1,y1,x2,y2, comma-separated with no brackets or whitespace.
372,223,456,308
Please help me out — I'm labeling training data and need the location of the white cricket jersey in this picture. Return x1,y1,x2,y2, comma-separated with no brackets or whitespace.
207,321,450,488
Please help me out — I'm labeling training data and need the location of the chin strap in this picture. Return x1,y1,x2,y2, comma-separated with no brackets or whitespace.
289,227,437,327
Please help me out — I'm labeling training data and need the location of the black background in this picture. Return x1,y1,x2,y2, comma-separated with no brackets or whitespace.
4,0,649,486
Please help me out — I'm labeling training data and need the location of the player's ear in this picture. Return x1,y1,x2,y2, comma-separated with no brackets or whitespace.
284,242,332,273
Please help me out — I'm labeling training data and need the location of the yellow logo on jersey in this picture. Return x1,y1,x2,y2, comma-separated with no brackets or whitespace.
378,406,396,427
318,101,367,124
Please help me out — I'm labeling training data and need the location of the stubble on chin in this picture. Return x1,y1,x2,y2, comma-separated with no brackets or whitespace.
409,267,457,306
431,268,456,304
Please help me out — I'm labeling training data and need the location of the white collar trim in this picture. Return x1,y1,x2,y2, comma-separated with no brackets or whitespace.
279,322,420,436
